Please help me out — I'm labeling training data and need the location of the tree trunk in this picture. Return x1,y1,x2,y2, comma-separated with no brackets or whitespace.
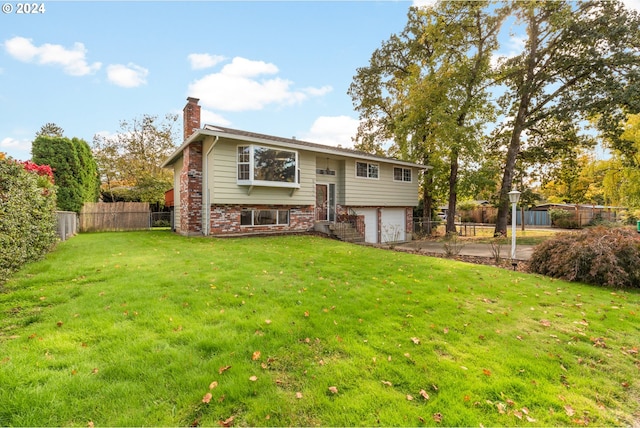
422,152,434,235
494,124,524,235
446,147,459,235
494,6,538,236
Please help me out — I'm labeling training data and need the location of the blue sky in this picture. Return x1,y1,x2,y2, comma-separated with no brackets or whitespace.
2,0,638,161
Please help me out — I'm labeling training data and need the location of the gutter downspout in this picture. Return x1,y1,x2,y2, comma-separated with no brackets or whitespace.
203,135,219,236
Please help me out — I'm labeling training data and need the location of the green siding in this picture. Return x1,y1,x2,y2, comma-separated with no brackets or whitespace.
208,137,315,205
344,161,419,206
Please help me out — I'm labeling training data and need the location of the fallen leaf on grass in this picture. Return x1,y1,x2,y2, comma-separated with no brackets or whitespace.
209,381,218,389
219,365,231,374
482,369,491,376
406,395,414,401
328,386,338,394
540,319,551,327
514,410,523,420
218,416,234,427
433,413,443,423
296,392,303,399
411,337,421,345
249,376,258,382
419,389,429,400
381,381,393,387
564,405,575,416
252,351,261,360
202,393,212,404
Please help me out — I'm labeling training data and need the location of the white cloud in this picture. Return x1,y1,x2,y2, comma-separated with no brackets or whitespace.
188,53,225,70
622,0,640,12
107,63,148,88
220,57,279,78
4,36,101,76
300,116,360,149
1,136,28,149
303,85,333,97
492,34,526,69
0,137,32,159
412,0,436,9
188,56,332,112
201,108,231,127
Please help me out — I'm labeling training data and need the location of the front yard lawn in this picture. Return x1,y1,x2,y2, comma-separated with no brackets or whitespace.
0,231,638,426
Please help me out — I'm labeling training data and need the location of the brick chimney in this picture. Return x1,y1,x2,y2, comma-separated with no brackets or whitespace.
183,97,201,141
179,96,203,235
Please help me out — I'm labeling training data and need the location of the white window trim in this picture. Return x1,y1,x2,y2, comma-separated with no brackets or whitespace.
393,167,413,183
240,209,290,227
355,161,379,180
237,144,300,188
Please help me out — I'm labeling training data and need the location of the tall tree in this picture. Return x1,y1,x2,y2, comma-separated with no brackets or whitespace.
31,135,99,212
92,113,178,205
349,2,504,233
493,0,640,235
35,123,65,138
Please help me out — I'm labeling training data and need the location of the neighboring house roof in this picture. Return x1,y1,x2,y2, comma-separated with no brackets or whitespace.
161,124,429,170
531,203,625,211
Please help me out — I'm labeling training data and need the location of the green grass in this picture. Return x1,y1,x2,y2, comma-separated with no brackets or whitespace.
0,231,639,426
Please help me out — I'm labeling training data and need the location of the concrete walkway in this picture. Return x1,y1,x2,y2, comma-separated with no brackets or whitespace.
399,240,535,261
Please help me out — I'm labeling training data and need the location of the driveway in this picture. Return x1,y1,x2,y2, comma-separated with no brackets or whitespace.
399,240,535,261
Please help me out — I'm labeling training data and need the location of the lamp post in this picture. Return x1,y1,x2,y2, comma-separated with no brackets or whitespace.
508,189,521,262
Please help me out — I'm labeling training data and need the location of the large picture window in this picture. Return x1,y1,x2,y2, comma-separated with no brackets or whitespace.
237,145,298,187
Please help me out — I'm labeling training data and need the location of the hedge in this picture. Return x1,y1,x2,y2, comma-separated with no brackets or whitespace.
0,157,58,284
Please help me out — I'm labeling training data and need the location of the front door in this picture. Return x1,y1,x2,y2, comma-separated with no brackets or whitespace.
315,184,328,221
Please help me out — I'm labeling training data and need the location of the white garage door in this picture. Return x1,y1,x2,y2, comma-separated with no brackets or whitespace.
357,208,378,244
381,208,406,243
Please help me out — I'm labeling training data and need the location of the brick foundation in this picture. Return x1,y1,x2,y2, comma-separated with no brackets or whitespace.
210,204,315,235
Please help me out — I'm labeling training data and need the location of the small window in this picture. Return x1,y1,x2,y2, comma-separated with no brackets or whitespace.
240,209,252,226
394,167,412,182
238,146,250,180
356,161,379,179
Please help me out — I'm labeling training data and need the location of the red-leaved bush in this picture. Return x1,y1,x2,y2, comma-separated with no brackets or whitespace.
20,160,54,184
529,226,640,288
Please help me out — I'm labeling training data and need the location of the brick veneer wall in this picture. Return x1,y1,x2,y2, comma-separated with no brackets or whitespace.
179,141,203,235
405,207,414,238
209,204,315,235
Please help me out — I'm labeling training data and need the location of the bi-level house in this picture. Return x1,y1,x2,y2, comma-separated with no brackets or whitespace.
161,98,428,244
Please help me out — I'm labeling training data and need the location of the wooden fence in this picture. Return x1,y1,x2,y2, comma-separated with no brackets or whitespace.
79,202,150,232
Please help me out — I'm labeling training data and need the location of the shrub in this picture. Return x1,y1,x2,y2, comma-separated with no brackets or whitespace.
0,157,58,284
549,208,580,229
529,226,640,288
31,135,99,212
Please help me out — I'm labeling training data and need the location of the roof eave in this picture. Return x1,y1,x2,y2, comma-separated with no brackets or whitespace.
161,128,430,170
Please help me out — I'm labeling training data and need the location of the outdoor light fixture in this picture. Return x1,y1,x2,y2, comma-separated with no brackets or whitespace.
508,189,521,264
